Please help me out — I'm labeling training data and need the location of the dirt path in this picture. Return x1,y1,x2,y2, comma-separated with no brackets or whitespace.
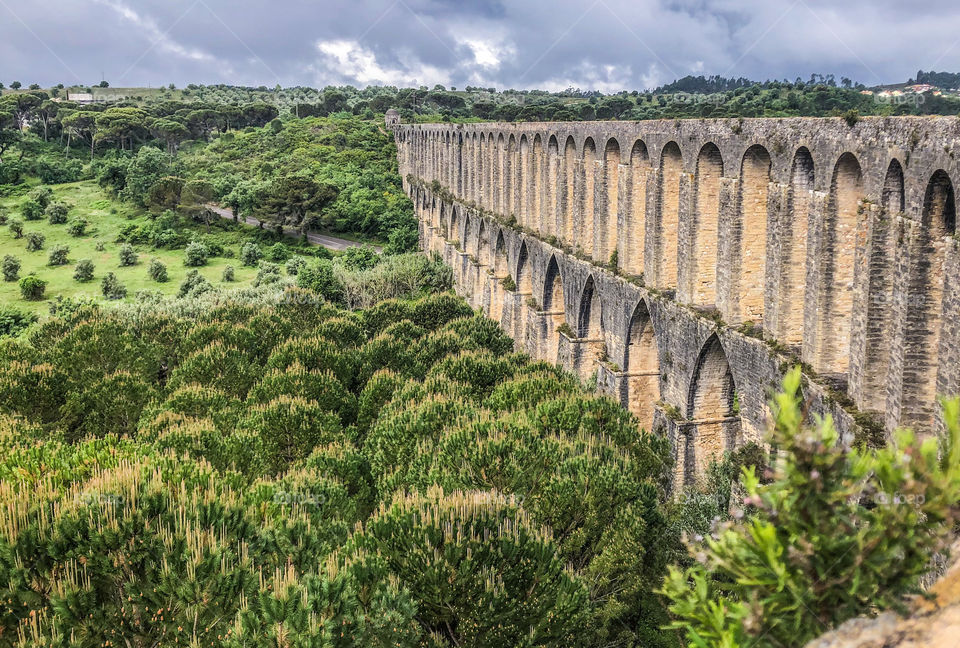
205,204,382,252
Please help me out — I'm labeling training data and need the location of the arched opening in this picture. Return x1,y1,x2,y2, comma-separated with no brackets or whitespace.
900,170,955,429
658,142,683,290
685,334,741,483
818,152,864,376
471,133,480,204
543,255,566,363
625,300,660,429
520,135,531,226
516,242,533,295
862,160,904,407
477,220,490,266
577,275,603,339
576,275,606,379
582,137,597,260
627,140,649,276
738,145,772,323
450,206,460,245
563,137,577,245
479,134,488,208
694,143,723,305
493,230,508,278
603,139,621,265
495,133,505,215
507,135,518,218
490,230,509,325
543,255,565,321
778,148,814,345
532,135,544,233
547,135,560,238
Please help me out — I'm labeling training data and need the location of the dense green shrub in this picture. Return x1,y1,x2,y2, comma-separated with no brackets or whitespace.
254,261,283,286
66,216,88,236
45,201,70,224
0,306,37,337
183,240,209,266
285,256,306,275
101,271,127,299
240,241,262,266
2,254,20,281
178,269,213,297
19,275,46,300
118,243,138,266
25,231,45,251
28,186,53,208
73,258,95,282
33,154,83,184
7,217,23,238
47,244,69,266
297,258,345,304
222,264,236,281
661,368,960,648
352,487,590,647
266,241,291,262
21,198,44,221
148,257,168,282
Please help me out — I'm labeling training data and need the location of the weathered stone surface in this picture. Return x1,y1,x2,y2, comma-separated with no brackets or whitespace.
392,115,960,485
804,548,960,648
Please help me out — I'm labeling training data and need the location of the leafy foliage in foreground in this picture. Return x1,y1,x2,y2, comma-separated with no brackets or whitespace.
661,368,960,648
0,284,675,648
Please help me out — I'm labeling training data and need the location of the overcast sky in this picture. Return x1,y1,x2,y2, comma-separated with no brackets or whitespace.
2,0,959,91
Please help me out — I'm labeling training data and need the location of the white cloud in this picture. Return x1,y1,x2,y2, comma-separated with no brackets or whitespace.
94,0,217,64
312,39,451,87
459,37,515,69
539,61,635,93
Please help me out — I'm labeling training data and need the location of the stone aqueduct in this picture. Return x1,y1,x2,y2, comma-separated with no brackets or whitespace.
388,113,960,483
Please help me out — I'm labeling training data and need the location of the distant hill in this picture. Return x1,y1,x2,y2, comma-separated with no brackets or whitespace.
910,70,960,89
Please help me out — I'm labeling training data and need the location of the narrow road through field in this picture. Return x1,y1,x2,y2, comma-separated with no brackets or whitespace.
205,204,382,252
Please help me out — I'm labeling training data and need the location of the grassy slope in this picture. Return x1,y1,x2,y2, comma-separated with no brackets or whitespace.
0,181,309,314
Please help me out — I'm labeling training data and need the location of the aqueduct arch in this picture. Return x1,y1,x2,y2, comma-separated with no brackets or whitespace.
624,300,660,430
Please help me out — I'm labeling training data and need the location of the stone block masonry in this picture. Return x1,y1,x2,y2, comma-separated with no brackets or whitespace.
392,115,960,486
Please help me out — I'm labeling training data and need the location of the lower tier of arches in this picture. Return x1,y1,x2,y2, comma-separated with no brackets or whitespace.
412,184,885,488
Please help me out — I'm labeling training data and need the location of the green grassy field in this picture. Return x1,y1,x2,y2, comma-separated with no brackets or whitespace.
0,181,308,314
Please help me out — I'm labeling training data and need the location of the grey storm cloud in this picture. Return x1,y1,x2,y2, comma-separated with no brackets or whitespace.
2,0,960,90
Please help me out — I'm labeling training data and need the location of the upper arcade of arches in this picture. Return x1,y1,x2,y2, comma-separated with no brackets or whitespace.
397,116,960,204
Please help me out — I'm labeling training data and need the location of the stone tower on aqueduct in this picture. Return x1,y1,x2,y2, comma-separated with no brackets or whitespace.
388,114,960,485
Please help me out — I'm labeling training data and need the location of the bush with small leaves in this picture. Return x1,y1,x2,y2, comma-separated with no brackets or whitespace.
28,186,53,208
95,240,105,251
148,258,168,282
0,208,7,225
0,305,36,337
286,256,306,275
118,243,138,266
239,242,262,267
254,262,282,287
183,240,208,266
21,198,44,221
19,275,46,300
266,242,291,262
8,218,23,239
101,272,127,300
73,259,95,282
221,265,235,282
2,255,20,282
25,231,45,252
47,244,69,266
178,269,213,298
45,202,70,225
66,217,88,237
